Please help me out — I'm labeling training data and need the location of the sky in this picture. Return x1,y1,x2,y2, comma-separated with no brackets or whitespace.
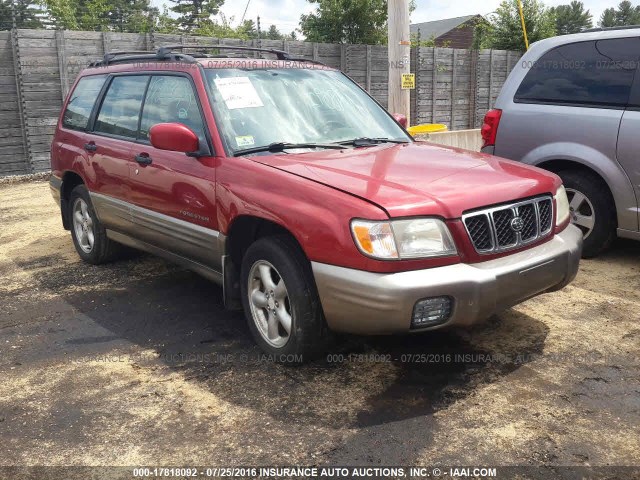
213,0,617,36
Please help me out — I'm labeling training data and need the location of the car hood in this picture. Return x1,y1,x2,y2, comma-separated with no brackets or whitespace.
249,142,560,218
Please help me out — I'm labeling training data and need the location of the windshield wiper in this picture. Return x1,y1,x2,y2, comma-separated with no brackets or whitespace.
336,137,409,147
337,137,410,147
234,142,348,157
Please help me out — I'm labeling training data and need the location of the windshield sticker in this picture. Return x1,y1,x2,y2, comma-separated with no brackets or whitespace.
214,77,264,110
235,135,255,147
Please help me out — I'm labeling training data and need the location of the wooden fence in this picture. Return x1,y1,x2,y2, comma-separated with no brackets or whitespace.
0,29,521,177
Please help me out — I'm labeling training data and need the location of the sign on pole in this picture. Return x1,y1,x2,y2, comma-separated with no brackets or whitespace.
401,73,415,90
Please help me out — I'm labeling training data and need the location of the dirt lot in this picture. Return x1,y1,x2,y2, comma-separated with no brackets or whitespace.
1,181,639,474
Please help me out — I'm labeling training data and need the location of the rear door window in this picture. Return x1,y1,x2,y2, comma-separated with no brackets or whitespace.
94,76,149,138
62,75,107,130
515,38,640,108
139,75,205,141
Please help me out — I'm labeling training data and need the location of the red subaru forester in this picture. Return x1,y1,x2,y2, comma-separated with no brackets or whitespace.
49,46,582,362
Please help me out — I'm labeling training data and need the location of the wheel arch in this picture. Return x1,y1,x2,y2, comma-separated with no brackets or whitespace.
222,215,310,309
60,170,86,230
533,158,635,231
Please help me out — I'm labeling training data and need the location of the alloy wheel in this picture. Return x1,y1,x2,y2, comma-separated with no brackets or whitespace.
247,260,292,348
566,188,595,239
72,198,95,253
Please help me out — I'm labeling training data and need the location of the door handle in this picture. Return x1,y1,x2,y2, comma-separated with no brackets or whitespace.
135,154,152,165
84,143,97,152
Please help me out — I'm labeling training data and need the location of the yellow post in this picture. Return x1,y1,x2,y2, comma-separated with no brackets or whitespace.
518,0,530,50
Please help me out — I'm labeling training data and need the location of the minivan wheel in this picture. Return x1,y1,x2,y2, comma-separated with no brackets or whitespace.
557,170,616,258
69,185,121,264
240,235,329,364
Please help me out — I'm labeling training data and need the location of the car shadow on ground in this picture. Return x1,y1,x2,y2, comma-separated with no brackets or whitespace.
9,237,550,433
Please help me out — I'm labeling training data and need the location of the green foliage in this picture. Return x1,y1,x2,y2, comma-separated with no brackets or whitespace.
599,1,640,27
0,0,44,29
299,0,388,44
410,32,435,47
550,1,592,35
266,24,282,40
483,0,556,50
41,0,156,31
169,0,223,32
237,18,257,38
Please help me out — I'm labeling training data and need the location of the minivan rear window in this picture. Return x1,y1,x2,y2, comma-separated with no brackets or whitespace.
62,75,107,130
515,38,640,108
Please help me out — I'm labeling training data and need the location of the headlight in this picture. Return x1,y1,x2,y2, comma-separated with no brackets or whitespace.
555,186,570,226
351,218,457,260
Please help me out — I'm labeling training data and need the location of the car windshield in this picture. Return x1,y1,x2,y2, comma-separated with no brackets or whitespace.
204,67,411,155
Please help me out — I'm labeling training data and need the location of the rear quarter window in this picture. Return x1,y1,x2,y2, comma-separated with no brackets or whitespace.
62,75,107,130
515,38,640,107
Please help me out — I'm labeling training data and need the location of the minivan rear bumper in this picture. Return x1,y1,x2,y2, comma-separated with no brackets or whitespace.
312,225,582,335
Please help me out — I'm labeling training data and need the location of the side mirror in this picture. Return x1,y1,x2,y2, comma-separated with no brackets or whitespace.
392,113,408,129
149,123,200,154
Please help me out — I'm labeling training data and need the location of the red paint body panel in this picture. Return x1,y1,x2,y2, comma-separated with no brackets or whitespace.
250,142,561,219
51,60,564,274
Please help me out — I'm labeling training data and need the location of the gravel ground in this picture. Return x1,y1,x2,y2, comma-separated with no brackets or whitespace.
1,181,639,475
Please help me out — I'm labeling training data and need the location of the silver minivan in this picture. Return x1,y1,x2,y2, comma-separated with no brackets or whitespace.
482,27,640,257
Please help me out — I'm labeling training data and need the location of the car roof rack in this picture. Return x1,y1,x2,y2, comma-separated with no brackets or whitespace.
157,44,292,60
89,44,327,68
157,44,326,65
583,25,640,32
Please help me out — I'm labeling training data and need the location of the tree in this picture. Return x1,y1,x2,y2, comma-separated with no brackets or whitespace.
266,24,282,40
551,1,592,35
483,0,556,50
169,0,224,31
237,18,257,38
41,0,156,31
599,8,617,27
599,1,640,27
0,0,44,30
107,0,156,32
155,5,180,33
300,0,388,44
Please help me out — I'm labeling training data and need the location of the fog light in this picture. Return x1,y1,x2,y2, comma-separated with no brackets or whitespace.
411,296,452,329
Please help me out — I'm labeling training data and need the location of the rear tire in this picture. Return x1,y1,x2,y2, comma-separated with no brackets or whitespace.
557,169,616,258
240,235,330,364
69,185,121,264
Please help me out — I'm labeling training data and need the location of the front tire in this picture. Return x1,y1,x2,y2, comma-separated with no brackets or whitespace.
69,185,121,264
557,169,616,258
240,235,329,364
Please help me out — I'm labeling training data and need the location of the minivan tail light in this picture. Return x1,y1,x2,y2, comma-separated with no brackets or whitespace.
481,109,502,148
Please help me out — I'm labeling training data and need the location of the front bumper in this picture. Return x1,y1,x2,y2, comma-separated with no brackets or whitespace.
312,225,582,335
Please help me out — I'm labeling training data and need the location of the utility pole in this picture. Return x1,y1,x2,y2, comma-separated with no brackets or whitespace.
388,0,411,124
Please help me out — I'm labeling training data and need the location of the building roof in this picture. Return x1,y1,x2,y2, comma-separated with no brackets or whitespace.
410,15,480,40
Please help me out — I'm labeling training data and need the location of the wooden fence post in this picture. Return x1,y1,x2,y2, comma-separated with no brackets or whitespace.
101,31,109,54
431,48,437,123
488,49,495,110
365,45,372,92
451,49,457,130
11,28,33,174
55,30,69,102
469,49,479,128
411,45,419,124
340,44,346,72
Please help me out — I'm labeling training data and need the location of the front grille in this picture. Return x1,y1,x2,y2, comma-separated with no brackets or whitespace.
538,199,552,233
463,196,554,254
